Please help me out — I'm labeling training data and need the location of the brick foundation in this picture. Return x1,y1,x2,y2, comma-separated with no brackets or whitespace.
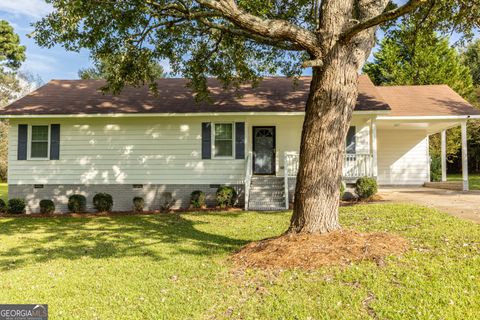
9,184,245,214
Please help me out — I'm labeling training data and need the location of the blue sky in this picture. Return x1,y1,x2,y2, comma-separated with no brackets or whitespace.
0,0,91,81
0,0,477,83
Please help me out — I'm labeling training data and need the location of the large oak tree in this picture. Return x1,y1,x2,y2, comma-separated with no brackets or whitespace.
33,0,480,234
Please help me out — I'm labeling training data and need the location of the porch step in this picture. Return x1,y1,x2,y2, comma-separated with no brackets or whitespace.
247,176,287,211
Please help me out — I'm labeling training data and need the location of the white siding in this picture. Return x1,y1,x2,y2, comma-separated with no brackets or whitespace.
377,129,429,185
8,115,373,185
9,117,249,185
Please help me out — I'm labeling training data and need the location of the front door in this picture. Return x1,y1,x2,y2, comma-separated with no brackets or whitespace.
253,126,276,175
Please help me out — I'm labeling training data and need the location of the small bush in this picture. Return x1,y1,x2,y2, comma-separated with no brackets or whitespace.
354,177,378,200
430,155,442,182
39,199,55,214
190,190,206,209
93,193,113,212
8,198,25,214
160,192,176,211
68,194,87,213
0,199,6,213
216,186,237,208
133,196,144,213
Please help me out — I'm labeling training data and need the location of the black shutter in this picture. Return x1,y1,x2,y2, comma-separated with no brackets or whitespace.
235,122,245,159
17,124,28,160
50,124,60,160
201,122,211,159
346,126,356,154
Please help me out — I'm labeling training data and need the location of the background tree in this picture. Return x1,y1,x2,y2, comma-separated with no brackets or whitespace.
459,40,480,173
33,0,480,234
0,20,26,105
461,39,480,88
0,20,27,182
364,23,475,99
79,60,165,80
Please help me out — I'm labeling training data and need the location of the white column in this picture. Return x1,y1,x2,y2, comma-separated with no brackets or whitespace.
461,121,469,191
441,130,447,182
426,135,431,182
370,118,378,178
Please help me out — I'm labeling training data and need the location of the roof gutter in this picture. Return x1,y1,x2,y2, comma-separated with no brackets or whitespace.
377,115,479,121
0,110,390,119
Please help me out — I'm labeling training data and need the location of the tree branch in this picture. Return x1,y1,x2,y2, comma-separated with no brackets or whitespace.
198,18,303,51
194,0,321,57
340,0,427,42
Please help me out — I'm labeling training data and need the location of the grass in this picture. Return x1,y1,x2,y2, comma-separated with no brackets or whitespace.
0,205,479,319
0,183,6,202
448,173,480,190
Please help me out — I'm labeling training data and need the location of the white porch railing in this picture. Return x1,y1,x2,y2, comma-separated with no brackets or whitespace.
343,153,373,179
244,151,253,210
283,152,373,208
284,152,373,178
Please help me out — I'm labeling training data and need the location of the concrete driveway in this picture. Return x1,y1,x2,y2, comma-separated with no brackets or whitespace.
379,187,480,223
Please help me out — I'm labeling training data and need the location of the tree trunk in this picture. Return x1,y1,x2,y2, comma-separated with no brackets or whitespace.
288,60,359,234
287,0,383,234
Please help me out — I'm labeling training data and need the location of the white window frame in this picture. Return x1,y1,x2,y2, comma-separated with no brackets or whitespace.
212,122,235,159
28,124,50,160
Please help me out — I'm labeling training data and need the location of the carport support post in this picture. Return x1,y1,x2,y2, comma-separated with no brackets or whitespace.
370,118,378,178
441,130,447,182
461,120,469,191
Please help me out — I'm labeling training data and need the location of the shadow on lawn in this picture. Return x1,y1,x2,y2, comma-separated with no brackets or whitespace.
0,212,255,271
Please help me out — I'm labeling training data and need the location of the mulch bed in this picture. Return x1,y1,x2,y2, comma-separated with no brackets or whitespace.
340,194,386,206
231,229,409,270
0,207,242,218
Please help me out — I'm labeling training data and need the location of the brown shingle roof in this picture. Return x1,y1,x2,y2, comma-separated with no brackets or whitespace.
1,75,478,117
1,75,389,115
376,85,480,116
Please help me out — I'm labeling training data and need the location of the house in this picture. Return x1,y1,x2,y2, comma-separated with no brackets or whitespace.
1,75,479,213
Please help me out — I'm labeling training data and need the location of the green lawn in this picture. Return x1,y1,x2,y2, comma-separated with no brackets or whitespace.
448,173,480,190
0,183,6,201
0,205,479,319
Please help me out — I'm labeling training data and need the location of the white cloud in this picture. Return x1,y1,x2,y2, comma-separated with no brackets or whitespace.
20,52,57,73
0,0,52,19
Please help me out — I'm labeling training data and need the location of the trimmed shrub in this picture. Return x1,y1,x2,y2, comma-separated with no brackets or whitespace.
430,155,442,182
7,198,25,214
39,199,55,214
0,199,6,213
160,192,176,211
68,194,87,213
190,190,206,209
93,193,113,212
133,196,144,213
216,186,237,208
354,177,378,200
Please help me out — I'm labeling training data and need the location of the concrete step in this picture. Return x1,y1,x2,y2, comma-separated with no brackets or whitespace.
249,195,285,200
250,185,284,188
249,193,285,198
252,181,285,187
248,176,287,211
249,189,285,194
248,206,286,211
249,200,285,206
